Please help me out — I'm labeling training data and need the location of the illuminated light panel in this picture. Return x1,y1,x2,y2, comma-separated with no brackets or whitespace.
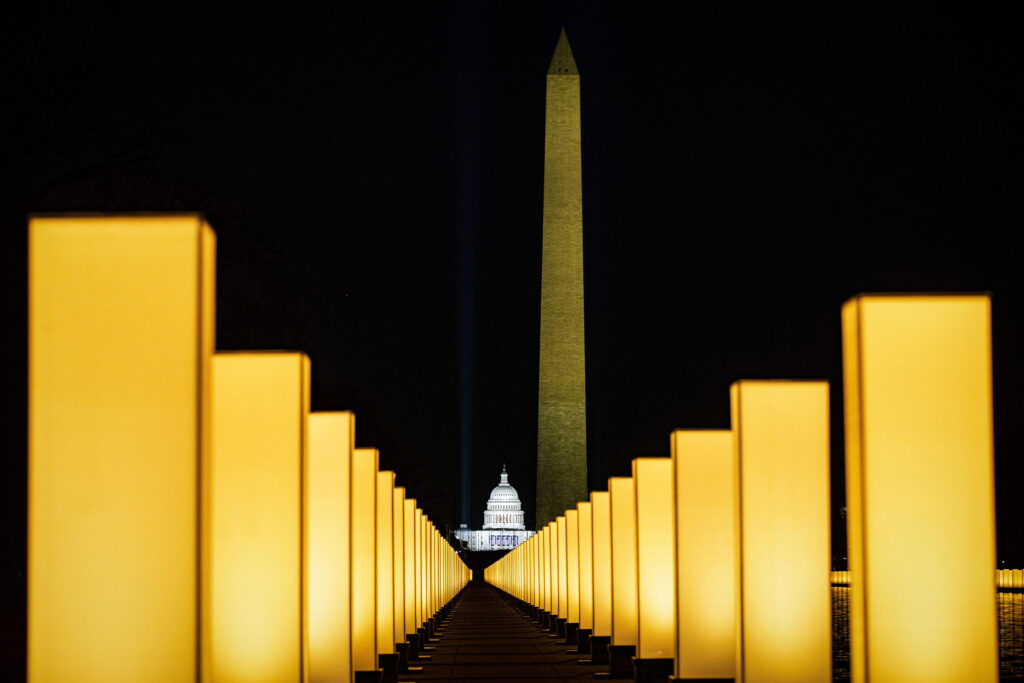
731,380,831,683
404,499,416,637
208,352,310,682
557,515,568,619
307,412,354,681
424,520,432,618
566,509,580,625
393,487,406,649
414,508,423,628
540,528,548,614
609,477,637,646
633,458,674,660
672,430,735,679
591,491,612,637
549,522,559,616
578,502,594,631
29,215,214,682
843,295,997,682
376,471,396,656
352,448,378,673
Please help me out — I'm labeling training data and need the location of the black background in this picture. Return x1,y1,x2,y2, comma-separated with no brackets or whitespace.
1,2,1020,674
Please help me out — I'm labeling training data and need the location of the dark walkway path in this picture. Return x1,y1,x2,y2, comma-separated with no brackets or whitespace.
402,581,609,682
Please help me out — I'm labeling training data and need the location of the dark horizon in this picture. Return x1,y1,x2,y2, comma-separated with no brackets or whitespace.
2,3,1021,674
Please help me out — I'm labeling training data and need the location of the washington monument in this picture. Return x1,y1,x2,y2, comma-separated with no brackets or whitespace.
535,29,587,527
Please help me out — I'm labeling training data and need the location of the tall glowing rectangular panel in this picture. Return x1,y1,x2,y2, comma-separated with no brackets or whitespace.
421,516,430,618
29,215,214,682
404,499,417,636
393,487,406,649
842,295,997,682
609,477,637,646
672,430,735,679
540,527,550,612
414,509,423,626
578,502,594,631
566,509,580,625
731,381,831,683
307,412,354,682
549,522,559,616
352,448,378,673
557,515,568,618
633,458,674,660
591,491,612,637
208,352,309,682
376,471,396,656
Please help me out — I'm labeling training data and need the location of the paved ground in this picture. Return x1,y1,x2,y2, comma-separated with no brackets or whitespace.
401,581,614,682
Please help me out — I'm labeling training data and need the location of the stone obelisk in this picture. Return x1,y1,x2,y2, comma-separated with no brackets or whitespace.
536,29,587,527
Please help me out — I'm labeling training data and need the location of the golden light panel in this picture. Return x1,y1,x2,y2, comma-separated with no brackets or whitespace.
591,491,612,638
307,412,354,682
29,215,214,682
548,521,559,617
541,525,552,615
352,448,379,675
376,471,396,657
557,515,569,620
422,515,432,620
393,487,406,651
671,430,735,679
843,295,997,682
633,458,674,661
404,499,417,639
578,502,594,634
566,509,581,627
731,380,831,683
414,508,423,628
609,477,637,647
207,352,310,682
536,532,543,609
424,520,433,618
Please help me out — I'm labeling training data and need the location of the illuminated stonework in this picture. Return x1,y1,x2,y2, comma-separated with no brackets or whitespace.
536,28,588,527
455,466,536,551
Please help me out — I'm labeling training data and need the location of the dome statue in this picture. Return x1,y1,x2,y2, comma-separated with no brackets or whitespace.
454,465,535,551
482,464,526,530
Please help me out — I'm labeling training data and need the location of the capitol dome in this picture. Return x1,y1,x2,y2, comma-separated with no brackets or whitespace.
482,465,525,530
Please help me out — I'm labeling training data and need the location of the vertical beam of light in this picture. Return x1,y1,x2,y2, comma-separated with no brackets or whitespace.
672,430,735,679
731,380,831,683
307,412,354,682
609,477,637,647
633,458,675,660
393,487,406,651
843,295,997,682
29,215,214,682
352,448,379,674
456,1,482,528
376,471,396,657
578,502,594,633
591,491,612,638
404,499,417,639
207,352,310,682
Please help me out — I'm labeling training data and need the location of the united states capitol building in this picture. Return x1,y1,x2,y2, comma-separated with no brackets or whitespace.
455,466,536,551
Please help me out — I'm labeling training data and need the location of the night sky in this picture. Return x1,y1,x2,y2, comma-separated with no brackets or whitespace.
1,2,1021,672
